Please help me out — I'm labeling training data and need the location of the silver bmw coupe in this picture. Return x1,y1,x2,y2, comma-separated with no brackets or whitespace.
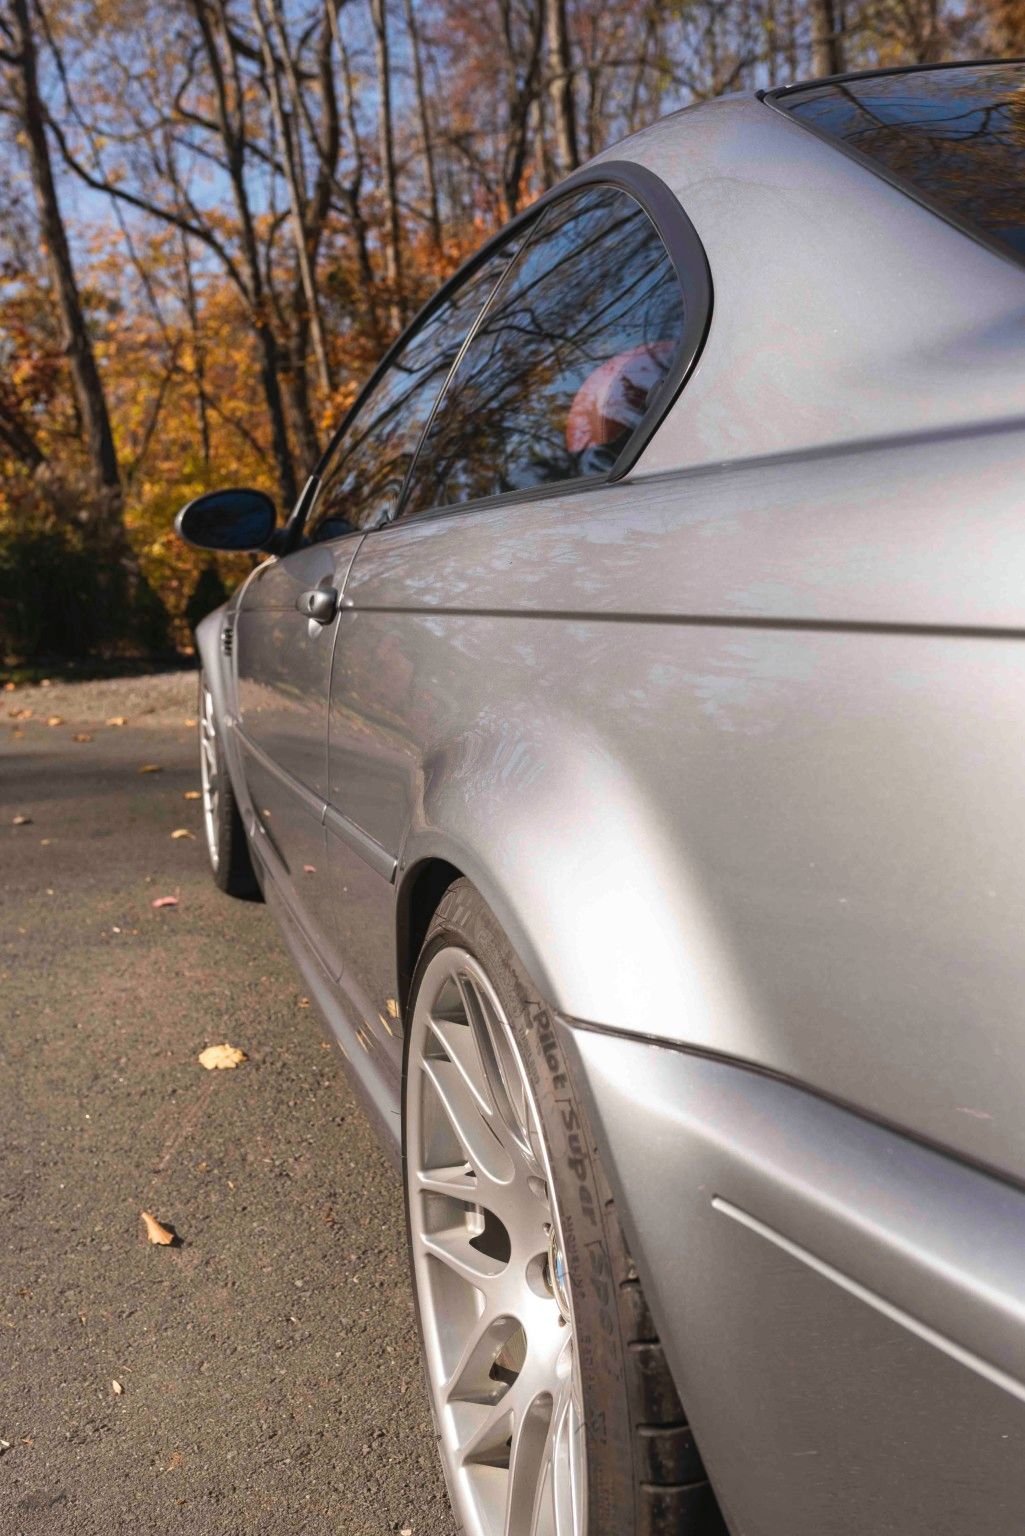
176,61,1025,1536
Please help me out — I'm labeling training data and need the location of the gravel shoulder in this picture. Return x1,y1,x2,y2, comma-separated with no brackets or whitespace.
0,673,454,1536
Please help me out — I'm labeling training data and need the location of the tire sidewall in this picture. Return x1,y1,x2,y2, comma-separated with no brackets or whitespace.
401,879,636,1536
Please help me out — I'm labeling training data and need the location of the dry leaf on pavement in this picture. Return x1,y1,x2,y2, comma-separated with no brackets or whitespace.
151,894,179,909
111,1380,123,1396
198,1043,247,1071
182,790,201,800
46,715,63,727
72,733,93,743
12,814,31,826
106,716,127,726
138,763,162,774
140,1211,175,1245
170,828,195,840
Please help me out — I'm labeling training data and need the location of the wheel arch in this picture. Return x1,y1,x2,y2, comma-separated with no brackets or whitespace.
193,603,233,727
395,857,464,1021
391,728,760,1061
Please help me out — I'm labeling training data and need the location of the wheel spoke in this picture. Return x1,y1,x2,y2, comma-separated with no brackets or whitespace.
506,1390,555,1536
443,1305,515,1404
549,1380,583,1536
420,1055,515,1187
421,1225,506,1289
456,973,538,1167
416,1163,478,1199
408,944,586,1536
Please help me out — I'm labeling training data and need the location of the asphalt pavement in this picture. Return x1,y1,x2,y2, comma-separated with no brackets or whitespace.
0,675,454,1535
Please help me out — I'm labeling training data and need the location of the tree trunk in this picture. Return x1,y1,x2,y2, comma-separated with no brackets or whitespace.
9,0,121,505
811,0,844,77
403,0,443,255
544,0,578,174
251,0,332,396
189,0,297,505
369,0,403,333
327,0,383,348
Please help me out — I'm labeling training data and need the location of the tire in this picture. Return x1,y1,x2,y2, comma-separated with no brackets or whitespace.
198,672,260,900
403,879,725,1536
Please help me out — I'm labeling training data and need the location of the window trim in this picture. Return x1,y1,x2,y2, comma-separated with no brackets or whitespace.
285,159,711,549
763,59,1025,278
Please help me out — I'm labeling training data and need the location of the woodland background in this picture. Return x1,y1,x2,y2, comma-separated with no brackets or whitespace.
0,0,1022,662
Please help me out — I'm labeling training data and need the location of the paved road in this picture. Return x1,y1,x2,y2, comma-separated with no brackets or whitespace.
0,680,454,1535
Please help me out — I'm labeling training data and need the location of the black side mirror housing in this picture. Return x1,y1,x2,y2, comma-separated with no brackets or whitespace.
174,488,279,552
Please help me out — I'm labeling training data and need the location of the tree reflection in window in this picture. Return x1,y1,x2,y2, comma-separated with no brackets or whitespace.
784,63,1025,263
401,186,686,516
308,242,521,541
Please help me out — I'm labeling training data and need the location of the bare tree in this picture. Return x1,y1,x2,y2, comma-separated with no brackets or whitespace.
403,0,444,253
370,0,404,331
544,0,579,172
1,0,121,511
811,0,846,74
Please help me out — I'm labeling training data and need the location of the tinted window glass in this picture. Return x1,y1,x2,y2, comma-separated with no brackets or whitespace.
307,244,519,541
782,63,1025,263
401,186,685,516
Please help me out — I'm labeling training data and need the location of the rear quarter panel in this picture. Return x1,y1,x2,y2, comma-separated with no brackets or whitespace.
336,420,1025,1182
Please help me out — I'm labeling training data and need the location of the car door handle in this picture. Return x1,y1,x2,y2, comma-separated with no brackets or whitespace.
296,586,338,624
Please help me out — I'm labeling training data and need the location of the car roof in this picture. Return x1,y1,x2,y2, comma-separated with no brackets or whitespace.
593,93,1025,477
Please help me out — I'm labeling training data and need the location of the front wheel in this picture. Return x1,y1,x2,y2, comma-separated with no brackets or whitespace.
198,672,260,900
403,880,724,1536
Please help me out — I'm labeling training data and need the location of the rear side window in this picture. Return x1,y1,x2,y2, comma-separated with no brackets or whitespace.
779,62,1025,265
307,243,519,541
400,185,686,517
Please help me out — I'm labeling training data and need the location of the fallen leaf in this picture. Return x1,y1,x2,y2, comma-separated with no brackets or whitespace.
138,763,162,774
106,716,127,726
140,1211,174,1245
46,715,63,727
183,717,197,727
40,838,50,846
9,707,31,719
170,828,195,840
182,790,201,801
72,732,93,743
297,996,310,1009
12,814,31,826
198,1043,247,1071
111,1380,123,1396
2,681,15,691
151,895,178,909
386,997,399,1019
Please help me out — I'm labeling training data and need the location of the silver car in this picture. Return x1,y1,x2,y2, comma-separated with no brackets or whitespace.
176,61,1025,1536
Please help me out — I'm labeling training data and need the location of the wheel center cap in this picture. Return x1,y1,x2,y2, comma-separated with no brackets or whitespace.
547,1226,571,1321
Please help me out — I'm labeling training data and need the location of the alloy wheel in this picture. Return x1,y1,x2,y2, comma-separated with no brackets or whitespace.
199,682,220,871
407,947,586,1536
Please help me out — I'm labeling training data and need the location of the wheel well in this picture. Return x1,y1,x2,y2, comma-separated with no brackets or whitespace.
396,859,463,1024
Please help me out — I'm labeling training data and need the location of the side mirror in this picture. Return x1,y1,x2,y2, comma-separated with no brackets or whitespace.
175,488,278,552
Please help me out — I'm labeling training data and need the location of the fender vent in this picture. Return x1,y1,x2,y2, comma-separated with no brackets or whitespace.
222,620,234,657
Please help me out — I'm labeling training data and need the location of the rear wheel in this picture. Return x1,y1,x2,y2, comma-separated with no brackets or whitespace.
403,880,724,1536
198,672,260,899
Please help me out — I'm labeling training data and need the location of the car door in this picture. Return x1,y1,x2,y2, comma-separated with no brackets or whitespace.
233,530,363,974
321,178,694,1076
291,239,526,1071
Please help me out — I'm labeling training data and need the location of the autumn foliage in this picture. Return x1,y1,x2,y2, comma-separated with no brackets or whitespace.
0,0,1013,660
